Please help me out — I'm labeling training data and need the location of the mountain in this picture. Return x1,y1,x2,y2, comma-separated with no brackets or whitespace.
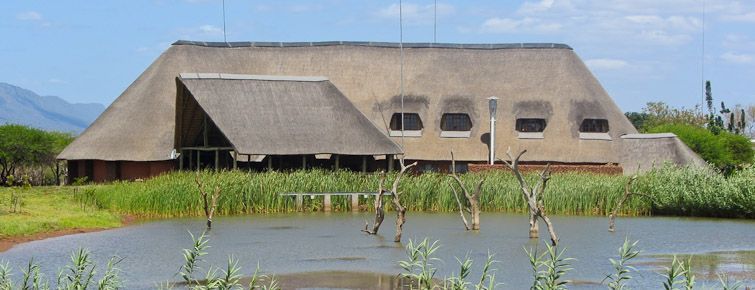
0,83,105,134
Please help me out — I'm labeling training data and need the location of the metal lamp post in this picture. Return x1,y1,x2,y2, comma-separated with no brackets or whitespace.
487,96,499,165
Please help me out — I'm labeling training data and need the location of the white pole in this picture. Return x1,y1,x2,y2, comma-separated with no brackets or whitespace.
489,117,496,165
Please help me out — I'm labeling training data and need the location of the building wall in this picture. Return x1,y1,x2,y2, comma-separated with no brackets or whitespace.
67,160,175,183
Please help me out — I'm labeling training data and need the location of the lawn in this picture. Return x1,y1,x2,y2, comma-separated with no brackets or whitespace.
0,186,122,239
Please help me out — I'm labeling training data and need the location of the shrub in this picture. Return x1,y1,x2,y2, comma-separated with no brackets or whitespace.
646,123,753,170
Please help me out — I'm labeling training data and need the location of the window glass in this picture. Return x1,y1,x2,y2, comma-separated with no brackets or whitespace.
441,113,472,131
516,119,547,132
579,119,609,133
390,113,423,131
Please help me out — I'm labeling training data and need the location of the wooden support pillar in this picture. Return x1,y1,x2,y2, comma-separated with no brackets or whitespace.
179,149,184,170
189,149,193,170
203,115,209,147
334,155,340,170
267,156,273,171
196,150,201,170
247,155,251,171
388,155,395,172
233,151,238,170
323,194,332,212
351,194,359,212
361,156,367,173
296,194,303,211
214,149,219,171
302,155,308,170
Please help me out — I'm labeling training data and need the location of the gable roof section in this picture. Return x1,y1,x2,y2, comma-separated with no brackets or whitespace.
176,73,402,156
59,41,637,162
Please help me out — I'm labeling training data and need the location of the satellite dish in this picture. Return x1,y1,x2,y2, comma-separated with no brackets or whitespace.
170,149,178,159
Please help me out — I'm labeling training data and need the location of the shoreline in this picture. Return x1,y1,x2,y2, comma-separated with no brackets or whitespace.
0,215,137,253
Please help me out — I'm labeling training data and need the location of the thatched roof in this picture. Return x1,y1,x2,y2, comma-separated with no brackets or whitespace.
60,40,638,162
175,73,401,155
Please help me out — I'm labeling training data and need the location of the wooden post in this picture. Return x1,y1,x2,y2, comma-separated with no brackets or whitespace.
324,194,332,212
361,156,367,173
351,194,359,212
233,151,238,170
214,149,219,171
302,155,307,170
189,149,193,170
388,155,395,172
203,115,209,147
296,194,303,211
335,155,340,170
267,156,273,171
247,155,251,171
179,149,184,170
196,150,201,170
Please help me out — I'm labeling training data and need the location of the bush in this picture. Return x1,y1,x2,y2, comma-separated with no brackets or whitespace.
634,165,755,218
646,123,753,170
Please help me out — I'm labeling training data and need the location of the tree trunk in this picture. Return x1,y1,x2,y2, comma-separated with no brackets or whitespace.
540,213,559,246
528,211,539,238
394,206,406,243
363,172,387,235
470,199,480,230
449,182,470,230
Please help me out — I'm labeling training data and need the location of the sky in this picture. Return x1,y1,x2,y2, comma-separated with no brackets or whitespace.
1,0,754,112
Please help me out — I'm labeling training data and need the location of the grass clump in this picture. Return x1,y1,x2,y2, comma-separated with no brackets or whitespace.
0,186,121,238
88,169,646,218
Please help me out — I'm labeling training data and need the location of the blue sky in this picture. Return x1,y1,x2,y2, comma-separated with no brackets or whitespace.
1,0,754,112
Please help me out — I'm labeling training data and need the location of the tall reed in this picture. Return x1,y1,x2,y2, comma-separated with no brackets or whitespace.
84,169,646,218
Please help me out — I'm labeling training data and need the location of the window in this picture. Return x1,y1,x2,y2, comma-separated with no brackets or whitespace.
579,119,609,133
390,113,423,131
516,119,547,132
441,113,472,131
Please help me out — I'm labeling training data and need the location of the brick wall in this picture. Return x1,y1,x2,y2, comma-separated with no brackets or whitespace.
468,163,623,175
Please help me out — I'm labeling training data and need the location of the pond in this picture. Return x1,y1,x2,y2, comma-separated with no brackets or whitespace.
1,213,754,289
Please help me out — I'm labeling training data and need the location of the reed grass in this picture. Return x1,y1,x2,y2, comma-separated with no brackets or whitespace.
86,169,650,218
82,165,754,219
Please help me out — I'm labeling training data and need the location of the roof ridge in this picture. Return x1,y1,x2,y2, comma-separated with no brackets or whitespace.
172,40,572,50
179,73,329,82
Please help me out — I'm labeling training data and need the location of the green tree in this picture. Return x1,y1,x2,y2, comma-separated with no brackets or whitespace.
624,112,649,132
647,123,753,173
0,124,59,185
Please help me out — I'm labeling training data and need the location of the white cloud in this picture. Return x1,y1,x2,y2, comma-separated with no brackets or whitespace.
722,12,755,22
638,30,692,46
624,15,700,32
199,24,223,35
48,78,67,84
585,59,629,70
721,52,753,64
480,17,561,34
376,2,455,24
517,0,575,14
17,11,42,21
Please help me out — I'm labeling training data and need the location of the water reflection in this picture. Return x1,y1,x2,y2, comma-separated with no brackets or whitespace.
0,213,753,289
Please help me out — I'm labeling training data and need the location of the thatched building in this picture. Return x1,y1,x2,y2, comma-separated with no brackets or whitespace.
58,41,704,182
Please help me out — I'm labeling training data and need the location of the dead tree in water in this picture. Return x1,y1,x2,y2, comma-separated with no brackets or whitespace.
500,148,559,246
195,173,221,229
448,151,485,230
609,175,655,232
363,171,388,235
391,158,417,242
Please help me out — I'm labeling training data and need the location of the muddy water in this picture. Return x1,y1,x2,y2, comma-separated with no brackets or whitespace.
0,213,753,289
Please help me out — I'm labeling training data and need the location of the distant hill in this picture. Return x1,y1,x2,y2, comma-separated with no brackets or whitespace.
0,83,105,134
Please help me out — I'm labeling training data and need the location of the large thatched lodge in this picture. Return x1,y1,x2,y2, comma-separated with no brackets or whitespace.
58,41,704,182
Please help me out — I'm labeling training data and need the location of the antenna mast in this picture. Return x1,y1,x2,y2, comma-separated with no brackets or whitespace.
222,0,227,43
434,0,437,43
701,0,705,111
400,0,405,149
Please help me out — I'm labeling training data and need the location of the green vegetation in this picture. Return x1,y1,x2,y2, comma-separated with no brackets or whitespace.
87,169,647,218
633,165,755,218
0,124,74,186
646,123,754,171
0,186,121,238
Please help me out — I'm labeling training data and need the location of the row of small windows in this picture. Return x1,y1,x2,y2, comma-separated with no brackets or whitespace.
389,113,610,133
